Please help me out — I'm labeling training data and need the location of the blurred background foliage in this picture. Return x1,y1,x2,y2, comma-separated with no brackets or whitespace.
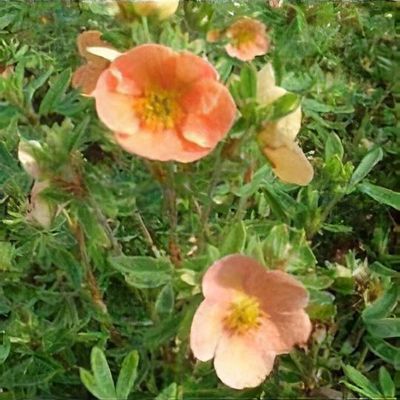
0,0,399,399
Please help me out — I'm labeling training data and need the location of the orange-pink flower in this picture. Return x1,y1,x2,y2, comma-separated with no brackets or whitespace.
225,17,269,62
92,44,236,162
190,254,311,389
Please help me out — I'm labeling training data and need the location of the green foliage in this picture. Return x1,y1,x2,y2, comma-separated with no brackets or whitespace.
0,0,399,399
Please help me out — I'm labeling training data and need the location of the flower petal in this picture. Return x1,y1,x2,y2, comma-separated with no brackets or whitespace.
247,269,309,313
262,141,314,186
114,129,211,163
257,63,288,106
214,330,276,389
181,80,236,148
269,310,312,353
94,70,138,135
190,299,226,362
202,254,267,302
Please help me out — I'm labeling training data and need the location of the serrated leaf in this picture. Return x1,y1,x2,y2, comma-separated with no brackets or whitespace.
116,351,139,400
39,69,71,116
90,347,116,399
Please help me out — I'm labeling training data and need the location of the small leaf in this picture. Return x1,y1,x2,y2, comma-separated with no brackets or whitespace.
342,365,382,399
155,284,175,316
349,147,383,189
379,367,395,399
110,256,172,289
80,368,109,400
364,318,400,338
362,285,398,321
0,336,10,364
116,351,139,400
220,221,246,256
365,337,400,370
90,347,116,399
39,69,71,116
156,383,178,400
325,133,344,161
240,64,257,99
358,183,400,210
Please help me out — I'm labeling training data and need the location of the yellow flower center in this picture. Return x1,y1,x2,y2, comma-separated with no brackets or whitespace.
232,29,256,47
224,296,262,335
133,89,181,132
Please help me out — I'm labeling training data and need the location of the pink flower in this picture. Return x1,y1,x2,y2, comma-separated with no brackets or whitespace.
225,18,269,62
190,254,311,389
92,44,236,163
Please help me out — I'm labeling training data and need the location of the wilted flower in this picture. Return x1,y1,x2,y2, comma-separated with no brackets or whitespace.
225,17,269,62
118,0,179,20
27,180,54,229
190,254,311,389
257,64,314,185
72,31,120,96
18,140,55,228
92,44,236,162
206,29,222,43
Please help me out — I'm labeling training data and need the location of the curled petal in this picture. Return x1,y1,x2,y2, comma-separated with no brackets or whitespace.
94,70,138,135
262,141,314,186
181,80,236,148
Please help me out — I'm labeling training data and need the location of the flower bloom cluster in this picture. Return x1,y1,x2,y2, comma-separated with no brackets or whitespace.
190,254,311,389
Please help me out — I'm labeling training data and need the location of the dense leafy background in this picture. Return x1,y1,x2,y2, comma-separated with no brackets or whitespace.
0,0,399,399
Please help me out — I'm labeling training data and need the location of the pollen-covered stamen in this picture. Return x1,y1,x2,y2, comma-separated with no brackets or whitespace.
133,89,182,132
224,296,263,335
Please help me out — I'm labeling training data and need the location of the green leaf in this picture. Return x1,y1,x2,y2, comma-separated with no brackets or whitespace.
90,347,116,399
379,367,395,399
342,365,382,399
156,383,178,400
80,368,108,400
369,262,400,278
325,133,344,161
25,67,54,103
365,337,400,370
270,92,301,120
362,285,398,321
358,183,400,210
110,256,173,289
349,147,383,189
39,69,71,116
0,336,10,364
364,318,400,338
240,64,257,99
155,284,175,316
220,221,246,256
116,351,139,400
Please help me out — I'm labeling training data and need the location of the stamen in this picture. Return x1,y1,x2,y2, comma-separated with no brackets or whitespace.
224,296,263,335
133,89,181,132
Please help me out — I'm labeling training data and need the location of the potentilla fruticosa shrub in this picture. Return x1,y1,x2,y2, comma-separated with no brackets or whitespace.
0,0,399,399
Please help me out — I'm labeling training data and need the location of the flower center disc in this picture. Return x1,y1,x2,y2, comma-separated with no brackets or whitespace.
134,89,181,132
224,296,261,335
233,30,256,46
